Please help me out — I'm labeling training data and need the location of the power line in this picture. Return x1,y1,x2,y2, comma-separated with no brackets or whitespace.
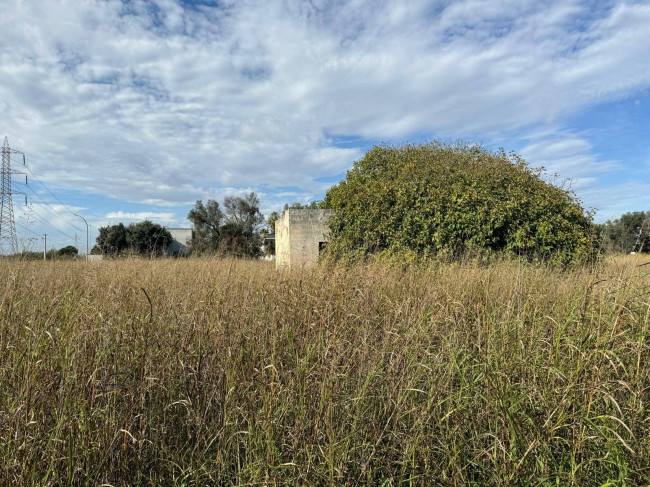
21,212,75,241
22,163,85,224
15,181,85,232
22,205,76,241
10,187,78,242
14,195,78,240
7,148,86,241
15,220,45,239
6,147,91,249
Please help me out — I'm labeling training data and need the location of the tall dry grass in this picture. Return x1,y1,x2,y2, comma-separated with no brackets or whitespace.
0,256,649,485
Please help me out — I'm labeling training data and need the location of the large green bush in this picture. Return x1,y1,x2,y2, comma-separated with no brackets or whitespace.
323,142,597,264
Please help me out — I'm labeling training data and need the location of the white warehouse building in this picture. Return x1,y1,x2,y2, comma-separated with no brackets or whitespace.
167,228,193,256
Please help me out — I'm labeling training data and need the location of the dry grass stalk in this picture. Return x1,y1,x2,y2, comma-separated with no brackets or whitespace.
0,255,649,485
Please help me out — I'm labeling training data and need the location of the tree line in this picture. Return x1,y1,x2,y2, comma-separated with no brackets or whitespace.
596,211,650,254
10,245,79,261
90,142,649,261
93,193,271,258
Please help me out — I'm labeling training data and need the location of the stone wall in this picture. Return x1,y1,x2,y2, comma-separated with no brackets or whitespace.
275,209,333,269
275,211,291,268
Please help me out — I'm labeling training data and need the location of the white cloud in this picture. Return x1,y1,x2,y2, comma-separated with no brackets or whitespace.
0,0,648,221
520,136,617,179
105,211,176,223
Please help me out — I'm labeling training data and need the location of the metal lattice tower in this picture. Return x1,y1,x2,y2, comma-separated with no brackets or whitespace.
0,137,22,255
633,213,650,253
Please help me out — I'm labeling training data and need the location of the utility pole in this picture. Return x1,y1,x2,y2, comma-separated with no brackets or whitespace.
74,213,89,257
0,137,25,255
43,234,47,260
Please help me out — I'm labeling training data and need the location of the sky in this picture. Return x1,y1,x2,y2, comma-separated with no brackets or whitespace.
1,0,649,252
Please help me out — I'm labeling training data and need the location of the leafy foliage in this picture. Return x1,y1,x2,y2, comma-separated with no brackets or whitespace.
187,192,264,257
324,142,597,264
57,245,78,257
599,211,650,253
266,211,280,234
96,221,171,256
187,199,223,253
13,249,60,261
96,222,128,255
224,193,265,230
283,201,321,210
12,246,77,261
126,220,173,256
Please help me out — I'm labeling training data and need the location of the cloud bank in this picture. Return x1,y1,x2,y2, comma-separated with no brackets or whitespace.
1,0,649,227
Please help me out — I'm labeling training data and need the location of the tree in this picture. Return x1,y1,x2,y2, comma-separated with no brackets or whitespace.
601,211,650,253
267,211,280,234
96,223,129,255
187,193,264,257
323,142,598,264
187,199,223,253
262,211,280,257
283,201,321,210
217,222,253,257
95,221,171,256
221,193,264,257
224,192,264,232
127,220,172,256
57,245,78,258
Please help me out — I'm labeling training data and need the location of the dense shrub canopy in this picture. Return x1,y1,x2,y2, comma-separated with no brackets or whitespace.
96,220,172,256
127,220,173,256
57,245,78,257
324,142,597,263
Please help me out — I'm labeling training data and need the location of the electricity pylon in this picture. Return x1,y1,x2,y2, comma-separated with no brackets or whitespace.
0,137,25,255
633,213,650,253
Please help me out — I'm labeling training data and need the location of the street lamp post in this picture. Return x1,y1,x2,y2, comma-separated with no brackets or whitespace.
74,213,89,257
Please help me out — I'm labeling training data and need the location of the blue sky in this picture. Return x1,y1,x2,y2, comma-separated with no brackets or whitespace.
1,0,649,252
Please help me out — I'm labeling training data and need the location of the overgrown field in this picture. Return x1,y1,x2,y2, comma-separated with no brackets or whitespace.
1,256,649,485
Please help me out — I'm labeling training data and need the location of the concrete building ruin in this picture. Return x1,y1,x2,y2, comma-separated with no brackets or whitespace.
275,209,333,268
